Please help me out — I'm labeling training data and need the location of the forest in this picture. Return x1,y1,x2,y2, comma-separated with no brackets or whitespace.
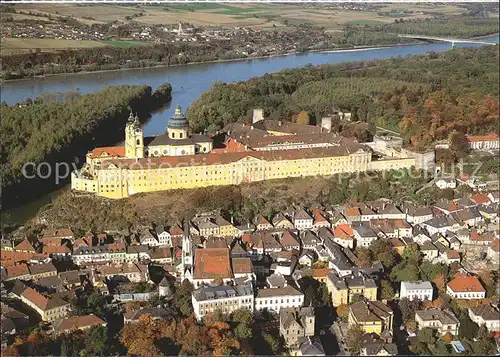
0,82,172,209
186,45,499,151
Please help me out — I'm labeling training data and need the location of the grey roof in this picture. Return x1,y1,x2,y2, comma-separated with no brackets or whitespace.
415,308,459,324
272,212,292,226
316,227,334,240
353,224,377,238
423,215,455,229
469,304,500,321
139,230,158,244
154,225,166,235
299,337,325,356
28,262,57,276
401,281,433,291
145,135,194,147
379,204,403,215
192,284,253,302
267,273,287,288
36,276,63,289
294,208,313,221
323,238,353,271
363,342,398,356
327,271,377,290
301,230,320,245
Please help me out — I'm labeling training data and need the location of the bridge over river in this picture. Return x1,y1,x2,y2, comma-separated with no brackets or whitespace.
398,34,497,46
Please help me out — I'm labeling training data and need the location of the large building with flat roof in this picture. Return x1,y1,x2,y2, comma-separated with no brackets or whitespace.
72,107,425,199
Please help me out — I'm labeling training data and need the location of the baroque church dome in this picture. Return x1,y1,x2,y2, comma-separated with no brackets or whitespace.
167,105,188,129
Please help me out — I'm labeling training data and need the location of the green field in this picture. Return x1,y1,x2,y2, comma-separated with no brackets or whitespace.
346,20,385,26
101,40,148,48
164,3,267,15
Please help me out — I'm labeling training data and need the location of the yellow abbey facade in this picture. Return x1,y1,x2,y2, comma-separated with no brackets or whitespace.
71,107,419,199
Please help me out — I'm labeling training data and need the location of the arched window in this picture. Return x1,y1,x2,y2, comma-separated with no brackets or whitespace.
179,132,183,139
136,139,140,145
171,132,175,138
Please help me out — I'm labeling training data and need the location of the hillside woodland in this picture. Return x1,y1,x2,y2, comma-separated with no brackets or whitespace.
0,83,172,207
186,46,499,151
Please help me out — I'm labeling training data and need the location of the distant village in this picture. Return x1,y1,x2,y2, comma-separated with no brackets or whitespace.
2,14,333,56
1,179,499,354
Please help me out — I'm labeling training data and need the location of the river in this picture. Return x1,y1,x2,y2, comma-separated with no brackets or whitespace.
1,35,498,226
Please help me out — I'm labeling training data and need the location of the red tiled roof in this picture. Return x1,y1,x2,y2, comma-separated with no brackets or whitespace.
58,315,106,331
21,287,48,310
311,268,333,278
212,137,248,154
41,228,74,239
471,194,491,205
446,250,460,259
6,264,30,279
447,275,485,293
466,133,499,143
42,245,71,254
390,238,405,248
101,144,363,170
490,239,500,252
334,225,354,240
193,248,233,280
280,230,300,247
39,237,63,246
470,231,494,241
345,208,361,216
169,225,184,236
231,257,253,274
90,146,126,159
15,239,36,252
256,214,272,227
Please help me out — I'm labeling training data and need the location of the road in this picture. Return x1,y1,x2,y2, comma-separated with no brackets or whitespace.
375,126,401,137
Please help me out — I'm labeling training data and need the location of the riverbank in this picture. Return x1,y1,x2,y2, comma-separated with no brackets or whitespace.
1,42,420,84
2,32,498,84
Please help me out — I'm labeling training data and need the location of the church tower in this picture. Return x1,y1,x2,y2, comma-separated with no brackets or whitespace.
167,105,189,140
181,218,193,282
125,112,144,159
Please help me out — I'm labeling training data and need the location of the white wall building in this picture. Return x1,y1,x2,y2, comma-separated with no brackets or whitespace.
468,304,500,332
400,281,434,301
192,284,254,320
255,284,304,313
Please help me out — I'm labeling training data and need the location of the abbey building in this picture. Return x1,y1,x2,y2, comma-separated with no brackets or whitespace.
71,107,425,199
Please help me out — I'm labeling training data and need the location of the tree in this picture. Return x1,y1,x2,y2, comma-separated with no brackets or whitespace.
263,333,280,354
336,304,349,322
380,279,395,300
441,332,454,343
406,320,418,331
459,314,479,339
296,110,310,125
120,315,163,357
231,308,254,325
355,247,373,268
399,298,421,323
345,325,364,354
418,327,436,345
474,325,496,355
449,131,469,154
81,326,108,356
234,322,252,340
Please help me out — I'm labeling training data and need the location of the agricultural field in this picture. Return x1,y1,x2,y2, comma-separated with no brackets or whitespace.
13,3,461,29
0,38,147,54
0,38,109,54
